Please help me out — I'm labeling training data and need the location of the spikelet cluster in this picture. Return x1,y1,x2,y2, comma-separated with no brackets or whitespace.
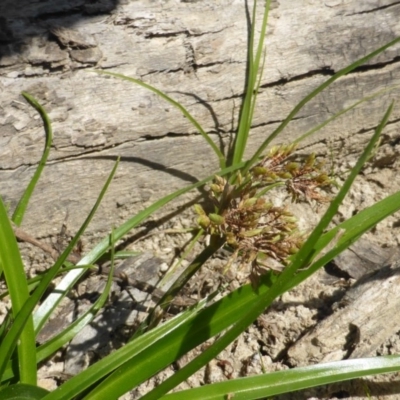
194,144,335,282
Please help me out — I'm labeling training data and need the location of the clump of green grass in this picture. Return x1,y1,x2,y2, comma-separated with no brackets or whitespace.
1,1,400,399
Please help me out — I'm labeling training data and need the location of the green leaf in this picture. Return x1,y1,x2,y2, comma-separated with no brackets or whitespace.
279,102,393,283
245,36,400,173
0,384,49,400
161,356,400,400
12,93,53,226
42,299,210,400
0,159,119,384
279,102,395,293
294,84,400,145
38,240,115,366
92,70,226,170
0,198,36,384
232,0,271,165
286,188,400,293
42,274,276,400
1,260,115,382
34,162,245,335
33,159,119,335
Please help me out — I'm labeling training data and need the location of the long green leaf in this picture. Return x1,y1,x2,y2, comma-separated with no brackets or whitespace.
1,284,111,383
74,275,276,400
232,0,271,165
285,188,400,293
141,236,224,333
42,298,211,400
0,383,49,399
33,160,119,335
92,70,226,169
276,102,393,283
3,241,125,382
0,198,36,384
162,356,400,400
33,162,244,333
12,93,53,226
245,36,400,173
294,84,400,145
0,159,119,383
38,237,115,365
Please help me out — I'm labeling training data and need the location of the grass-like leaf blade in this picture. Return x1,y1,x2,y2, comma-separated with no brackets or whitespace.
42,298,210,400
231,0,271,165
33,162,245,331
92,70,226,169
0,383,49,399
33,159,119,335
245,36,400,173
0,159,119,383
12,93,53,226
0,198,36,384
285,188,400,293
162,356,400,400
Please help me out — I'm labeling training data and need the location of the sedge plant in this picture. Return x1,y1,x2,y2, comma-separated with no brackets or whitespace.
1,0,400,399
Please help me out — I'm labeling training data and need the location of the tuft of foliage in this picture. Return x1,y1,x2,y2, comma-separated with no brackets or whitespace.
195,143,335,283
1,1,400,399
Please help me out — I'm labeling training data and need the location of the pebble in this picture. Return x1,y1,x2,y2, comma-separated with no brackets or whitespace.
159,262,169,272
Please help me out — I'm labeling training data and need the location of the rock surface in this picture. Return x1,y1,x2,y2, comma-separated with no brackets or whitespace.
0,0,400,239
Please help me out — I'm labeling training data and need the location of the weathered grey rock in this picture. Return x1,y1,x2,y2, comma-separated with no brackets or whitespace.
287,251,400,367
0,0,400,240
